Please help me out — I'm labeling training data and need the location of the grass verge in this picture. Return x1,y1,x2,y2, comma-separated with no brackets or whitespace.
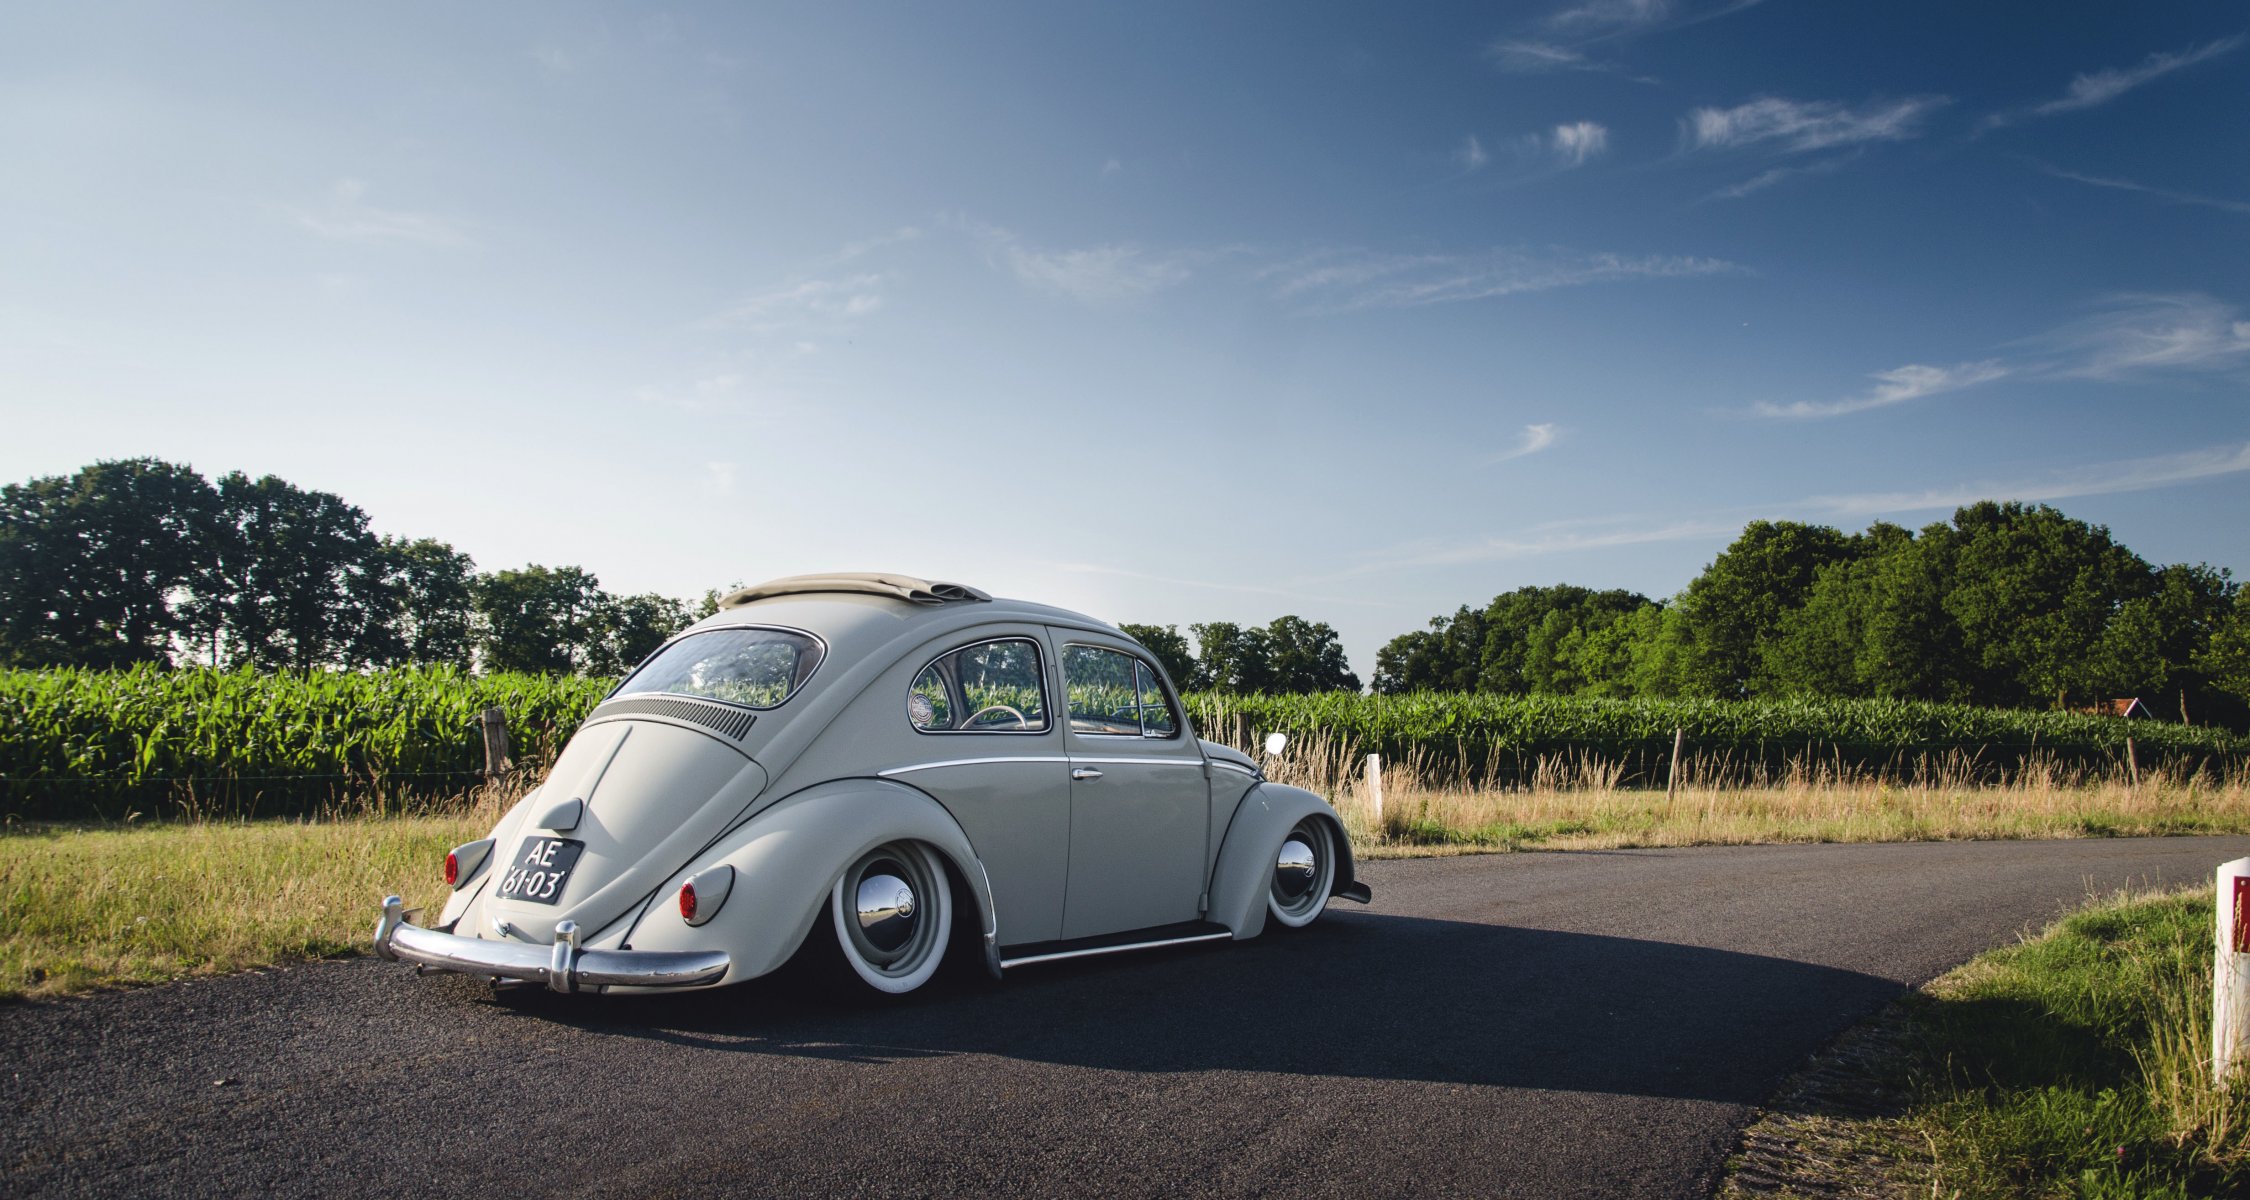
1723,886,2250,1199
1,812,485,1001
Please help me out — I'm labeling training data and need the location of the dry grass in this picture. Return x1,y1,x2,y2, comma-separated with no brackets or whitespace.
0,788,515,1001
1240,728,2250,857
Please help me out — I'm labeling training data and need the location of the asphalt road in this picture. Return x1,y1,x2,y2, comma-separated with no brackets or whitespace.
6,837,2245,1199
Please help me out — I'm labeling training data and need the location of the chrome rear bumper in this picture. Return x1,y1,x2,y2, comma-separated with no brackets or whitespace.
373,895,730,994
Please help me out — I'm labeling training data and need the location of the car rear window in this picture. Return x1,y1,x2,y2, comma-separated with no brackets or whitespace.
613,627,824,709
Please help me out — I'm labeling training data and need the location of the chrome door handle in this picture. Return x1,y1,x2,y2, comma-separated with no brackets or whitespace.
1071,767,1104,781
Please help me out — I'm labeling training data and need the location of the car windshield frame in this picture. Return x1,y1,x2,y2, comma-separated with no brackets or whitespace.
609,624,828,711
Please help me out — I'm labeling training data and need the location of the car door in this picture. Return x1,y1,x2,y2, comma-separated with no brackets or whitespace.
1056,637,1209,939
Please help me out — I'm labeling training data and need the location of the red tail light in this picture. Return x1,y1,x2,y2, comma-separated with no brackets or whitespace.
679,882,699,923
444,852,459,887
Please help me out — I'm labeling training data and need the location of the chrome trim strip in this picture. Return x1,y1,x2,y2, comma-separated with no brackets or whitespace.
1066,756,1206,767
879,756,1071,777
1001,930,1232,969
1209,760,1259,777
375,895,729,991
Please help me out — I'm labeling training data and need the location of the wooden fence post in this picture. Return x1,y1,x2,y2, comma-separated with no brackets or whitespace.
1365,754,1384,826
2126,736,2140,789
480,707,513,781
1666,726,1685,805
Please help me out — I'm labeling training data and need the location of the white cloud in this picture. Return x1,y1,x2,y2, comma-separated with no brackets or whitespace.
530,44,576,74
1754,360,2011,419
286,178,471,247
1684,95,1948,154
1546,0,1672,33
1454,134,1490,173
700,274,886,331
1358,441,2250,570
2038,164,2250,217
1266,246,1739,312
978,228,1194,303
1489,423,1562,462
1101,157,1124,177
703,461,737,497
835,226,922,261
1750,294,2250,420
1483,38,1658,82
1804,442,2250,517
2032,293,2250,381
1983,35,2244,129
1551,121,1609,165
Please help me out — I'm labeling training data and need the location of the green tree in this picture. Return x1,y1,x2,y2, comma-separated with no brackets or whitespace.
2198,589,2250,705
1674,520,1859,698
475,565,607,674
367,537,478,668
188,471,386,668
0,458,219,667
1189,621,1272,692
1943,502,2154,708
591,592,691,675
1118,623,1203,690
1372,605,1486,694
1261,615,1360,693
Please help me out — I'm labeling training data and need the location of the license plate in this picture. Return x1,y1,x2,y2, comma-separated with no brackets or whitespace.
496,837,585,906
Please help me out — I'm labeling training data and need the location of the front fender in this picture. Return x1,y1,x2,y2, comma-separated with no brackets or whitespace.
1208,782,1365,939
617,778,1000,987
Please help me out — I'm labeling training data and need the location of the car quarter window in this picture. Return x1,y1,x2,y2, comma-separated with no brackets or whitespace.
908,638,1049,733
1063,644,1178,737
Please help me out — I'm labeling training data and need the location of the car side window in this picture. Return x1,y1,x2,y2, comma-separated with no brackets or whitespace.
908,638,1049,733
1064,644,1176,737
1135,659,1178,738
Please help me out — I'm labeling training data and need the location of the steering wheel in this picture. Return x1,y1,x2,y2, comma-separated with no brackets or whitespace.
962,704,1029,730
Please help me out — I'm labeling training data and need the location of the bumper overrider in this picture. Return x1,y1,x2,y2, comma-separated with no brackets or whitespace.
373,895,730,994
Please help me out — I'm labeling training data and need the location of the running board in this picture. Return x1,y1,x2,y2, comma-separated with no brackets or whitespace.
999,921,1233,970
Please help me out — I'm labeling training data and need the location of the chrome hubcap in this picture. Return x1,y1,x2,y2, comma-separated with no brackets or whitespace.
1274,839,1317,900
855,871,918,953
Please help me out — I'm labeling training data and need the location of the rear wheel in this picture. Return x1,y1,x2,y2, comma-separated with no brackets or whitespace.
1266,818,1335,929
830,841,952,994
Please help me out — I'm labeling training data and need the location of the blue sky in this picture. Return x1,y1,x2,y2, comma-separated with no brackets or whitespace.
4,2,2246,676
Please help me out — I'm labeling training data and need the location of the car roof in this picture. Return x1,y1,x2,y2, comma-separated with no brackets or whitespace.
679,586,1131,667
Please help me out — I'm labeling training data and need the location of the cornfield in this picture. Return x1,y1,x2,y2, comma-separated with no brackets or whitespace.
2,666,2244,819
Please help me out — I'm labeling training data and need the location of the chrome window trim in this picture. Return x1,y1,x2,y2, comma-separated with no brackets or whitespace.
880,756,1071,776
608,623,830,711
1059,641,1185,741
906,636,1054,736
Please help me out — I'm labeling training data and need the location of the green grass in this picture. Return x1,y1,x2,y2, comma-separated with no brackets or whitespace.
0,813,484,1000
1796,888,2250,1198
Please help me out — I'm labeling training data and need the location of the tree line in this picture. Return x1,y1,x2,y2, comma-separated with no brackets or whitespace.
0,459,718,675
1374,503,2250,726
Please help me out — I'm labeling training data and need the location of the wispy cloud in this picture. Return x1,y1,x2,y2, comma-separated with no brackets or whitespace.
1705,153,1857,200
1983,35,2243,130
1684,94,1949,154
1454,134,1490,173
974,226,1194,303
286,179,471,247
835,226,923,261
1051,562,1390,609
1265,246,1740,312
1552,121,1610,165
1753,294,2250,419
2036,163,2250,217
699,274,887,332
1755,361,2011,419
2029,293,2250,381
1805,442,2250,517
1357,441,2250,570
1489,423,1562,462
1545,0,1672,33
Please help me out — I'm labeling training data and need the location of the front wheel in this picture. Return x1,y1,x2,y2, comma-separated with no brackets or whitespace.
1266,818,1336,929
830,841,953,994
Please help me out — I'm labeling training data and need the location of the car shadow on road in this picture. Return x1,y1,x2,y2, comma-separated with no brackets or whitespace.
490,909,1902,1104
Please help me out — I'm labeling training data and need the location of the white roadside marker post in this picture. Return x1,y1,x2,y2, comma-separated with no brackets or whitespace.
1365,754,1383,826
2217,857,2250,1089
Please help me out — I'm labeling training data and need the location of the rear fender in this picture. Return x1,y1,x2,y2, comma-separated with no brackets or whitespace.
1207,783,1363,939
438,785,545,931
618,778,1000,986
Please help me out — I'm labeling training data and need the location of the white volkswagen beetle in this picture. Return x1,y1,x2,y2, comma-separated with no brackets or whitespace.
376,573,1370,996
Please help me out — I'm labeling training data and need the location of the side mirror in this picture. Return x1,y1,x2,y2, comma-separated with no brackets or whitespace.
1263,732,1288,757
